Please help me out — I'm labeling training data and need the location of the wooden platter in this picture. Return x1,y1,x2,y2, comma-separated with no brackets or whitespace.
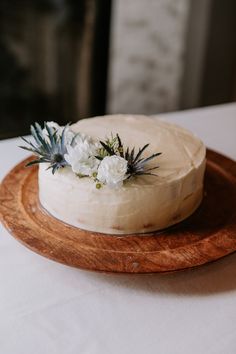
1,149,236,273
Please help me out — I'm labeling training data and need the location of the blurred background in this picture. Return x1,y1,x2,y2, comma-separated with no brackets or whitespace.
0,0,235,138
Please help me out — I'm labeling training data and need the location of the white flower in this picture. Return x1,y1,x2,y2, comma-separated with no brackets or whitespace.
71,132,97,146
63,129,75,145
42,121,74,145
64,136,100,176
97,155,128,188
42,121,62,137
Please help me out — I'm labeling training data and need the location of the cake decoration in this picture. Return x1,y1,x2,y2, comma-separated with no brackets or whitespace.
27,115,205,234
20,121,162,189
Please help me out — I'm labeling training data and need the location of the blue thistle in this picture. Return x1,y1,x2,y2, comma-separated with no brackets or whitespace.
19,122,70,174
99,134,162,178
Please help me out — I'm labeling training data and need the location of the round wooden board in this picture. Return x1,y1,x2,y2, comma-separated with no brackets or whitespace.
1,149,236,273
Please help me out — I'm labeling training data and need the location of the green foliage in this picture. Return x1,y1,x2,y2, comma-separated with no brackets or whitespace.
98,134,162,178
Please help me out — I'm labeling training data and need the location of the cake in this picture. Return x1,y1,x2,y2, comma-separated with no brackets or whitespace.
34,114,206,234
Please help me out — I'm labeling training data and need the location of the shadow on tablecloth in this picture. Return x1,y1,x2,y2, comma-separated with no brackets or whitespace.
84,252,236,296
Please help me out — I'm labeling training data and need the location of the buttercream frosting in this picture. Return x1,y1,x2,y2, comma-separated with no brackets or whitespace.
38,115,206,234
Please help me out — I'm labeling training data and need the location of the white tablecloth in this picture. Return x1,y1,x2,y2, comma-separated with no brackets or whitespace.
1,103,236,354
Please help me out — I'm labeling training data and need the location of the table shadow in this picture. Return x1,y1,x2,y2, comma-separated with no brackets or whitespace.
85,252,236,296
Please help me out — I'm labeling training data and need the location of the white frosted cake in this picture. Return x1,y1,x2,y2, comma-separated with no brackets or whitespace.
37,115,206,234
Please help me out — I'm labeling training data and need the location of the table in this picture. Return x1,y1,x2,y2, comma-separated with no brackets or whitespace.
1,103,236,354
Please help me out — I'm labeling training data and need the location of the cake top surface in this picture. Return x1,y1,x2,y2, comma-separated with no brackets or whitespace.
71,114,205,183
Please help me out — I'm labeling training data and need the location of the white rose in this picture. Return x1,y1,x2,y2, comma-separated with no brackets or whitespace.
71,132,94,145
97,155,128,188
64,138,100,176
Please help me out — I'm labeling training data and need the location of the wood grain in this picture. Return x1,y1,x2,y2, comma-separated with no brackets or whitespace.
1,149,236,273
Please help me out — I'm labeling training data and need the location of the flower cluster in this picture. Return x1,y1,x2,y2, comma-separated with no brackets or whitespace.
20,121,162,189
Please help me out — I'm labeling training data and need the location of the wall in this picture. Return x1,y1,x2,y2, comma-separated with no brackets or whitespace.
107,0,190,114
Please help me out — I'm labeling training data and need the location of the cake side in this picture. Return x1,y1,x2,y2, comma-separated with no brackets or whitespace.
38,115,206,234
